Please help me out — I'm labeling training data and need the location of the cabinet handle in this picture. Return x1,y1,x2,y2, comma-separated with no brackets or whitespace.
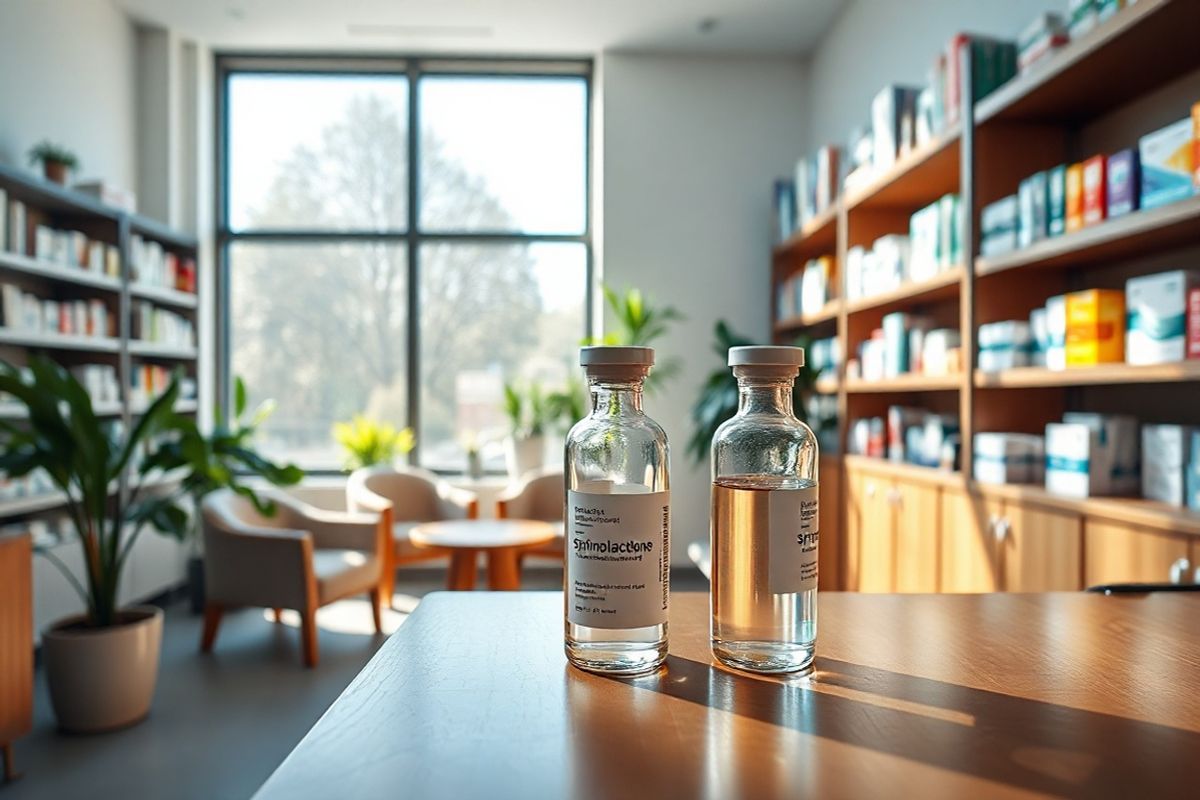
993,517,1011,542
865,482,876,498
1169,558,1192,585
887,488,902,506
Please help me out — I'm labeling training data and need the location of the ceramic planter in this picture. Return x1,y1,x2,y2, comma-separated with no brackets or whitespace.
42,605,163,733
505,435,545,479
42,160,69,185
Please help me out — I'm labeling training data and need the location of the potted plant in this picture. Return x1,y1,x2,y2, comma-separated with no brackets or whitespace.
460,431,484,480
27,140,79,186
585,284,684,392
332,414,415,470
502,381,552,478
687,321,824,463
0,358,300,732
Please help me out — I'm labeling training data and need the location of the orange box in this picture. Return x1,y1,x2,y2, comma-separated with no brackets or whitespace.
1193,102,1200,190
1065,163,1084,232
1066,289,1125,366
1082,155,1106,226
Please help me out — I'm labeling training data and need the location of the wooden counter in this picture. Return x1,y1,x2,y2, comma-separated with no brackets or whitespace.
256,592,1200,799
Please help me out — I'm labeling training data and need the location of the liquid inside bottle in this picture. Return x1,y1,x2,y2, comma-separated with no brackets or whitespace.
710,346,818,674
712,475,817,673
565,346,670,675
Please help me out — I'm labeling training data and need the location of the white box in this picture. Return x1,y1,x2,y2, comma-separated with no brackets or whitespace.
1126,270,1200,365
1045,295,1067,370
974,432,1045,485
1045,423,1106,498
1142,424,1196,505
1063,412,1140,496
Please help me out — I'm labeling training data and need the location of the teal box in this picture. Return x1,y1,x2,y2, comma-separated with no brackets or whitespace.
1188,463,1200,511
1139,119,1195,210
1048,164,1067,235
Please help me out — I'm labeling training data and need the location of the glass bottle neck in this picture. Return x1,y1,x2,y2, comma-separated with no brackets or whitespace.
589,381,644,416
737,379,794,416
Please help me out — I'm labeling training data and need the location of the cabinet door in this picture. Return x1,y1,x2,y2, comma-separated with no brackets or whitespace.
1002,502,1082,591
892,479,940,593
856,473,895,593
843,469,863,591
939,488,1000,592
1085,519,1192,587
818,456,841,591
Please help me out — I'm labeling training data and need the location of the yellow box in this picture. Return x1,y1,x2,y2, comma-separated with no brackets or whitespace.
1065,164,1084,233
1065,289,1125,366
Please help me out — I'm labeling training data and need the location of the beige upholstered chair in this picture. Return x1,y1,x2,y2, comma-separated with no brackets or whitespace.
346,466,479,600
496,467,564,560
199,488,386,667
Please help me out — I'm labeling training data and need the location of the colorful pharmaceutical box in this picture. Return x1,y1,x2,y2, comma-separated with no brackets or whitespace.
980,195,1018,257
1065,164,1084,232
1139,118,1195,210
1082,155,1106,226
1018,172,1048,247
1126,270,1200,364
1106,149,1140,218
1047,164,1067,235
1190,286,1200,360
1193,102,1200,191
974,432,1045,486
1045,423,1105,498
1068,0,1098,39
1142,424,1196,506
1064,412,1140,497
1066,289,1125,366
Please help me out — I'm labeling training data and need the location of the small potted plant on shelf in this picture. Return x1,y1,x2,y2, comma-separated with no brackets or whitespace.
0,358,301,733
27,140,79,186
333,414,415,471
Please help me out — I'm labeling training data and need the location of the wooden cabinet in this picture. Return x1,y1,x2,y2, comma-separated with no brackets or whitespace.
1084,518,1196,587
1,531,32,779
1001,503,1082,591
818,455,841,590
939,489,1001,592
845,464,939,593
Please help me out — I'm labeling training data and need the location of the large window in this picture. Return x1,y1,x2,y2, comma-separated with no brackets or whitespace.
218,58,591,471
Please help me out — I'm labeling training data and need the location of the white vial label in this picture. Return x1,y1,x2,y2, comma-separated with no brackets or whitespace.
768,486,819,594
567,484,670,629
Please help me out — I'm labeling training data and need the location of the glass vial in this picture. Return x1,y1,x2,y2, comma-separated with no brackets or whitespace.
711,345,818,674
565,346,670,675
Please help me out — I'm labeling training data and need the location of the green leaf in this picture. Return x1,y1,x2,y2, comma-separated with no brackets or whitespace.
234,376,247,418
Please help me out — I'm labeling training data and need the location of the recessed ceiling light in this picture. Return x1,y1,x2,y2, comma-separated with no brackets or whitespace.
698,17,719,34
346,23,493,38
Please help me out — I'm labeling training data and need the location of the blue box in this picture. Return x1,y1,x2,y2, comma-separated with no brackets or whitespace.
1139,119,1195,210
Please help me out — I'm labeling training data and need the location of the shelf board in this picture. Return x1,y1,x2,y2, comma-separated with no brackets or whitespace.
843,454,964,487
813,377,840,395
845,266,963,316
843,124,960,212
775,299,842,332
976,481,1200,537
129,283,199,309
975,361,1200,389
773,203,839,264
976,195,1200,277
0,163,121,222
129,398,199,416
976,0,1200,125
0,491,70,518
0,329,120,353
128,214,199,251
845,373,961,393
0,252,122,293
128,341,198,360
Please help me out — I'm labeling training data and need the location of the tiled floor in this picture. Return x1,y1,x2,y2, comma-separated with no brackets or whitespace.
5,567,707,800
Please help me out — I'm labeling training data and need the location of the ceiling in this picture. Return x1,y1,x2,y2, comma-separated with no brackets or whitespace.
114,0,844,57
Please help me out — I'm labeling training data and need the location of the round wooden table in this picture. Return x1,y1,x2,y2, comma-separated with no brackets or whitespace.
409,519,559,591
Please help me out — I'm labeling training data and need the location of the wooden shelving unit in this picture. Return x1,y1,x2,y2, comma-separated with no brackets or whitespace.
771,0,1200,592
0,163,201,523
775,298,841,333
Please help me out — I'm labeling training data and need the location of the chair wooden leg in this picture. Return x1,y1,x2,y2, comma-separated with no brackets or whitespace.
2,743,17,783
272,607,283,623
300,610,319,668
487,549,522,591
368,587,384,634
448,550,478,590
200,604,223,653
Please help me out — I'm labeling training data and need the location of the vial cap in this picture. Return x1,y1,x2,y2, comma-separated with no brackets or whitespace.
728,345,805,367
580,346,655,366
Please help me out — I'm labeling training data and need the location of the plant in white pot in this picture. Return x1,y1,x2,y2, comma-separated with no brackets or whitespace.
502,381,551,479
0,358,301,733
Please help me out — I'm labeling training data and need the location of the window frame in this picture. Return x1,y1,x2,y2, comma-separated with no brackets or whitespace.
214,54,594,472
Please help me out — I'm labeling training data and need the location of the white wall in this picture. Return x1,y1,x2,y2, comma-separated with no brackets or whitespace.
805,0,1056,149
0,0,137,190
600,52,806,564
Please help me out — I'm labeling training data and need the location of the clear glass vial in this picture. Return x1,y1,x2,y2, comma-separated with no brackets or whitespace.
711,345,818,674
565,346,670,675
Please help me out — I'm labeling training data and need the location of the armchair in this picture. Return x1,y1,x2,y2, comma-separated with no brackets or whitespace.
199,488,386,667
347,466,479,600
496,467,564,560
